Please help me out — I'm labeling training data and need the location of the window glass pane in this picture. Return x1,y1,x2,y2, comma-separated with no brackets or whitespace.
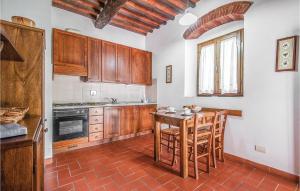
198,44,215,94
220,37,238,94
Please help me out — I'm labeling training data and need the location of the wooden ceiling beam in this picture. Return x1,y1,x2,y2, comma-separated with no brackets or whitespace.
113,13,154,32
130,0,175,20
159,0,186,14
124,1,168,24
110,19,148,35
74,0,105,10
66,0,101,13
95,0,128,29
53,0,97,19
118,8,160,29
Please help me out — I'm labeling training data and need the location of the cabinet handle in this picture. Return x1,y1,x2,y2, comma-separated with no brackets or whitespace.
44,128,48,133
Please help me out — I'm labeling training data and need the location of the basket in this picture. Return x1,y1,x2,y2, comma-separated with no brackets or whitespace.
0,107,29,124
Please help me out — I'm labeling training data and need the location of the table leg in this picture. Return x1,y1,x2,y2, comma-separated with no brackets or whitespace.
154,121,161,162
180,120,188,178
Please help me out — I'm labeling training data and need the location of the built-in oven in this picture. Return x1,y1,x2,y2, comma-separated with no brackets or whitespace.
53,108,88,142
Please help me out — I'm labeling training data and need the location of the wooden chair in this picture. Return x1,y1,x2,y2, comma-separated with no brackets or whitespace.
211,110,228,168
156,107,179,166
160,127,179,165
187,112,216,179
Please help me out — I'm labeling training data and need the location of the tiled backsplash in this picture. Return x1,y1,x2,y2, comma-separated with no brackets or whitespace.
53,75,148,103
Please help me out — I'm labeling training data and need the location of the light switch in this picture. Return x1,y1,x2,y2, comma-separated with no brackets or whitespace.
90,90,97,96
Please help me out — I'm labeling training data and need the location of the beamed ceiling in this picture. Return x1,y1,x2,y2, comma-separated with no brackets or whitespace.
52,0,200,35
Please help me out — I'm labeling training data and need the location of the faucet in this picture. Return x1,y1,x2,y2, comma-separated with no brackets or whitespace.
106,97,118,104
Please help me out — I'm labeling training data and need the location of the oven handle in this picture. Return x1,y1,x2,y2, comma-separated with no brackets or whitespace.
53,115,88,118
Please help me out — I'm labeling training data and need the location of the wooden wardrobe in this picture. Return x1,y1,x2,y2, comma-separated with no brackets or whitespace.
0,20,45,191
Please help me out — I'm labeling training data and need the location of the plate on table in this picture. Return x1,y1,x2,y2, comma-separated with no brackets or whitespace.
165,111,176,114
181,113,193,116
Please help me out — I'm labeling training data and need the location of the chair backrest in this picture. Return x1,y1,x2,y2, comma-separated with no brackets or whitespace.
192,112,216,142
214,110,228,136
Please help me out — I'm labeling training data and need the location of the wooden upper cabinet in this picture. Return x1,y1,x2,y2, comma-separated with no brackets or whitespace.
138,105,156,132
131,48,152,85
104,107,120,139
120,106,139,136
86,38,102,81
116,45,131,83
102,41,117,82
53,29,88,76
52,29,152,83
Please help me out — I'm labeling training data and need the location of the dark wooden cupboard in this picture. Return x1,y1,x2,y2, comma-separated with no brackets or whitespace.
0,20,45,191
53,29,88,76
104,107,120,138
86,38,102,81
102,41,117,82
131,48,152,85
1,118,44,191
117,45,131,83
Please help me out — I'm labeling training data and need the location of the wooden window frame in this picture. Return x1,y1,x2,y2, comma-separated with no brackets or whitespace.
197,29,244,97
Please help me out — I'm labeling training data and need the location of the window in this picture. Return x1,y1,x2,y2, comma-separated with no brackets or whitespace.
197,29,244,96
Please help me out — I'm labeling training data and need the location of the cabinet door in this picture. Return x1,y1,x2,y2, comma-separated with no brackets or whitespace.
131,49,152,85
33,122,45,191
120,106,139,136
87,38,101,81
138,105,156,132
117,45,131,83
102,41,117,82
104,107,120,138
53,29,88,76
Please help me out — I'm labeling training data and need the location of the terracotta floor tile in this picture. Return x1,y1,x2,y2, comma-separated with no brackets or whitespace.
73,179,89,191
258,178,279,191
53,183,74,191
45,134,298,191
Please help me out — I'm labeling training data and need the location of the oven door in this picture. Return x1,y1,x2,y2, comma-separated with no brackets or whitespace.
53,115,88,142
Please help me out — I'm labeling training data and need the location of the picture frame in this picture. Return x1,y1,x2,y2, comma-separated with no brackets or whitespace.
166,65,172,83
276,36,298,72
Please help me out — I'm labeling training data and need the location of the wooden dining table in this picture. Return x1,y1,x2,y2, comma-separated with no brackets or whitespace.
152,110,196,178
152,108,241,178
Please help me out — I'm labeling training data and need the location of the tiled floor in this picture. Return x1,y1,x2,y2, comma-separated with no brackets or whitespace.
45,134,299,191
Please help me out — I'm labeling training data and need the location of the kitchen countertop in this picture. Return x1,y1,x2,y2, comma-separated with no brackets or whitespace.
53,102,157,110
0,115,42,149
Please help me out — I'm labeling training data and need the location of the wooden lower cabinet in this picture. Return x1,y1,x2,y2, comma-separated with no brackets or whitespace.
104,107,121,138
138,105,156,132
1,117,45,191
104,105,156,138
120,106,139,136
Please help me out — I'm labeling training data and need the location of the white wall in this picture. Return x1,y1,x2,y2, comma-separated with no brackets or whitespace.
1,0,146,159
146,0,300,175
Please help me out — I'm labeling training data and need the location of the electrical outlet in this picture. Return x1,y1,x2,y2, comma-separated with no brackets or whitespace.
255,145,266,153
90,90,97,96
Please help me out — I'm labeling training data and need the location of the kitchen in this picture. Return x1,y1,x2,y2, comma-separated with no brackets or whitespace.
1,0,299,190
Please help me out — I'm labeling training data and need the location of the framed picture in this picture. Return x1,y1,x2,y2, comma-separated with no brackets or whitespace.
276,36,298,72
166,65,172,83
